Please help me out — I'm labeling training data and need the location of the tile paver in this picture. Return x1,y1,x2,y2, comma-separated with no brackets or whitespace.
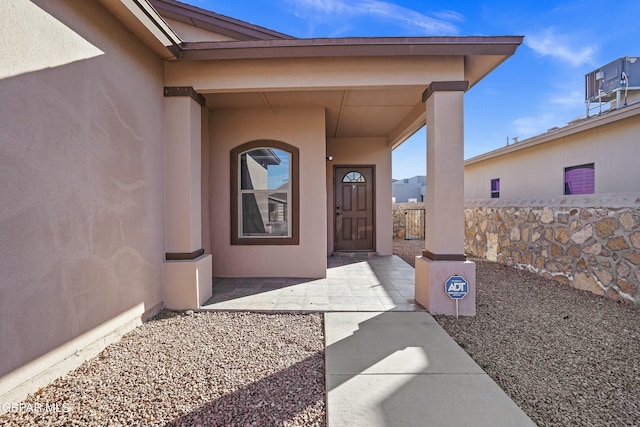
201,254,425,312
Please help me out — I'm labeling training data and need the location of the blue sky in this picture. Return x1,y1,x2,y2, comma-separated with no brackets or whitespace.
191,0,640,179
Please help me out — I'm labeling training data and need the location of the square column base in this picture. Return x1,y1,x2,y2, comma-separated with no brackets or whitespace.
163,254,212,310
415,256,476,316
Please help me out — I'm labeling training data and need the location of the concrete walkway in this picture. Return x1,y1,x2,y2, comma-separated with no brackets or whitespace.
325,311,535,426
202,255,535,426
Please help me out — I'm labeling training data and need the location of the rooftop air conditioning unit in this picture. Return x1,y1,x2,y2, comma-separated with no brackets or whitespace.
585,56,640,115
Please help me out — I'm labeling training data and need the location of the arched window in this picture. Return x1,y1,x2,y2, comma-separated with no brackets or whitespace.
342,171,366,183
230,140,299,245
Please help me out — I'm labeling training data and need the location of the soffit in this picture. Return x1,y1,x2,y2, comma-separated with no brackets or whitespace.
205,86,424,139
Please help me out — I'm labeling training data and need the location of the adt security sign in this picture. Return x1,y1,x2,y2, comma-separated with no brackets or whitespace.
445,275,469,300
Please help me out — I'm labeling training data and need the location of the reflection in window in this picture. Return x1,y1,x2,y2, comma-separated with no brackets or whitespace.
343,171,366,183
240,148,290,237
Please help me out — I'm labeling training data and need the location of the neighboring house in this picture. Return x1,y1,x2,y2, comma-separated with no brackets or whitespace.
0,0,521,403
462,58,640,305
392,175,426,203
465,57,640,199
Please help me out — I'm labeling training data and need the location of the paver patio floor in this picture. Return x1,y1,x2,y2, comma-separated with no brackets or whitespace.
201,254,425,312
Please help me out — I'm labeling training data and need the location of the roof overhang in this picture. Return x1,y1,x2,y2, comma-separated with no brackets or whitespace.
179,36,522,89
168,36,522,148
98,0,182,60
101,0,523,150
465,101,640,166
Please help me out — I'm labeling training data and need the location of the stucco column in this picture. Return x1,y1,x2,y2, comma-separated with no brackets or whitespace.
415,81,476,316
162,87,212,309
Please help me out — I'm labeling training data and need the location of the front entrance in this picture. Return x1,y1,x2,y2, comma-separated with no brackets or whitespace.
334,166,375,251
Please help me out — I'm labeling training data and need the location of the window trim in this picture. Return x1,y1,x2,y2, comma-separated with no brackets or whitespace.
231,140,299,245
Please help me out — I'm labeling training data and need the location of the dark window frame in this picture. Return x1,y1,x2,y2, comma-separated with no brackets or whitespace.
230,140,299,245
490,178,500,198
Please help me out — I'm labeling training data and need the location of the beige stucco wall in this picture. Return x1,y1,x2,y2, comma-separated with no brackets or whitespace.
326,137,394,256
465,112,640,199
0,0,165,398
209,107,327,278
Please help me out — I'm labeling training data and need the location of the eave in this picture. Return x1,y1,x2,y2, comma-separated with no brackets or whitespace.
465,101,640,166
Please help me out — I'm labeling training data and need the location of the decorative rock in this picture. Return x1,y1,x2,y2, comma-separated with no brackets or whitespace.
607,236,630,251
573,272,605,296
595,218,618,238
510,226,521,241
619,211,637,232
577,258,587,271
541,207,554,224
555,228,570,245
579,208,591,219
571,224,593,245
583,242,601,256
630,232,640,249
624,251,640,266
567,245,581,258
594,268,613,286
617,278,637,296
486,232,499,262
617,262,630,278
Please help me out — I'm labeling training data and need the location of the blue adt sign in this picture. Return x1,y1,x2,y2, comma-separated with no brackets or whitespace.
445,275,469,300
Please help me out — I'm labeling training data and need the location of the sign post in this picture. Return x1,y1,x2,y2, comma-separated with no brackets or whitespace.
444,275,469,318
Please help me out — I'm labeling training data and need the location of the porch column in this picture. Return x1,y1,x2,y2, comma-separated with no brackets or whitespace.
415,81,476,316
162,87,212,309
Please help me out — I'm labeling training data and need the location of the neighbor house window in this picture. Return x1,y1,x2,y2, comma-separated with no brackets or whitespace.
564,163,594,195
491,178,500,198
231,140,299,245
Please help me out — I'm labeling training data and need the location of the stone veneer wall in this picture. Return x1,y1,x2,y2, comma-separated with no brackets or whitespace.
464,194,640,305
392,202,426,239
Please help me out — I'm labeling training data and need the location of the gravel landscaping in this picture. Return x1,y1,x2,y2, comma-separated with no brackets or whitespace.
0,311,325,426
3,240,640,426
394,239,640,427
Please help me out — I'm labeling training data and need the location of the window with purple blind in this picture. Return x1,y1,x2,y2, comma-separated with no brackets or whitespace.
564,163,594,195
490,178,500,198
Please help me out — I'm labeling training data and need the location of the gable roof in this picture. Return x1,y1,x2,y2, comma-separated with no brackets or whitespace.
149,0,294,41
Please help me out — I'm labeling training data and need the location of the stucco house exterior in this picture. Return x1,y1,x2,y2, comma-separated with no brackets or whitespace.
0,0,521,404
465,102,640,199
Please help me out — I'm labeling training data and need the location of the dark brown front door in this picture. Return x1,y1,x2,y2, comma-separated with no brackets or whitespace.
334,166,374,251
